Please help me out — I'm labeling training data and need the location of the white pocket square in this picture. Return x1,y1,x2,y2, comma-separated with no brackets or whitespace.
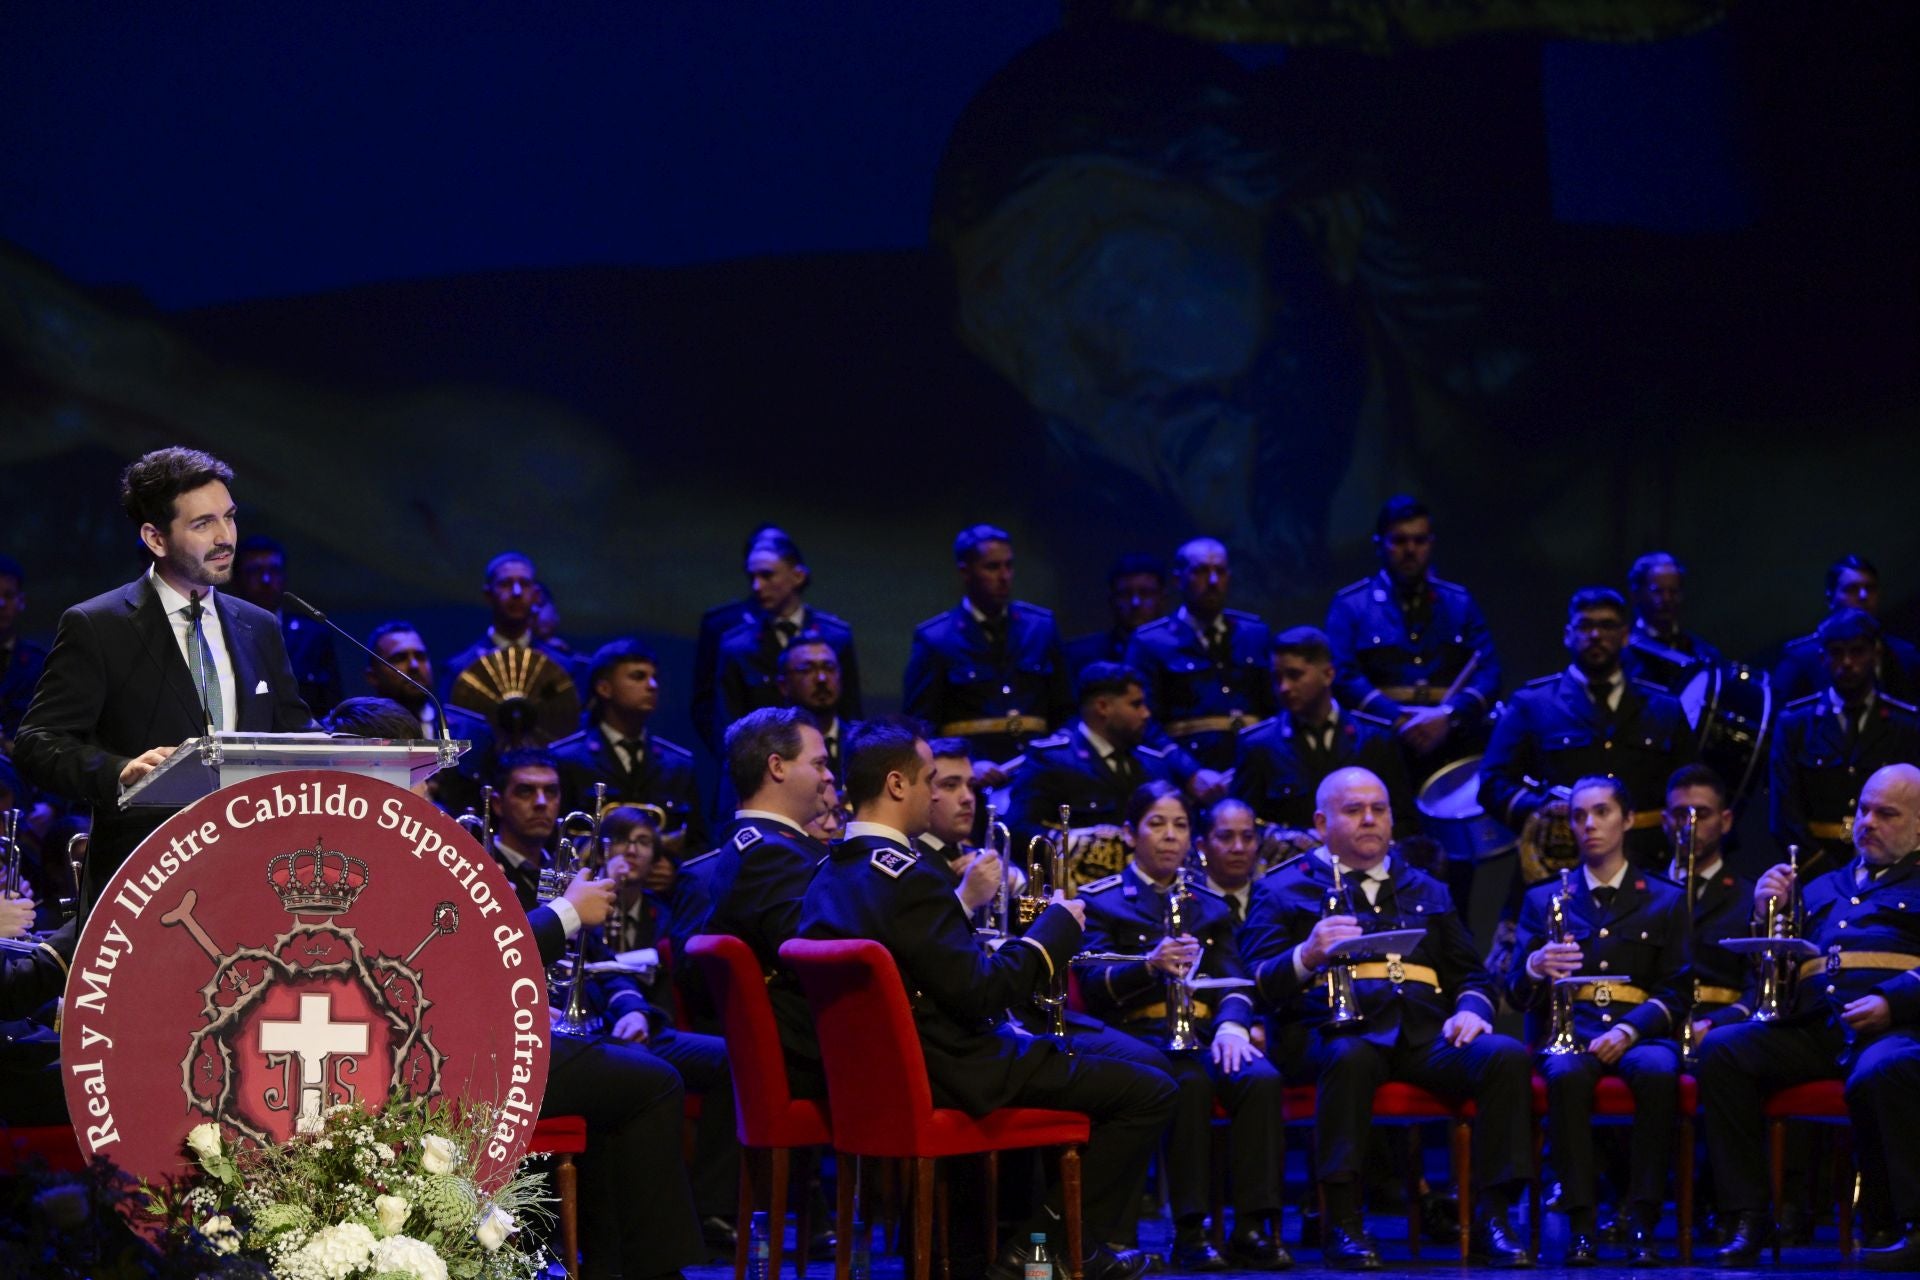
254,680,269,694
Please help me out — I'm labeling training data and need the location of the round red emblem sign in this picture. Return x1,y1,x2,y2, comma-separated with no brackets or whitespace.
60,771,551,1190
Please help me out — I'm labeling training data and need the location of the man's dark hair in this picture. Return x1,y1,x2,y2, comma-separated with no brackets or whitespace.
0,554,23,588
1568,586,1629,622
236,534,285,562
1107,553,1165,587
1202,796,1256,834
777,631,840,676
1077,661,1144,706
1570,773,1632,814
1124,778,1189,829
1170,537,1227,576
725,706,819,799
1816,606,1880,647
1373,494,1431,538
1665,763,1729,810
926,736,971,762
1826,554,1878,596
492,747,561,789
1627,551,1682,593
748,532,807,571
366,620,423,652
1272,625,1333,665
484,551,535,585
953,523,1012,564
324,697,421,739
119,447,234,531
741,523,791,560
589,637,661,688
843,716,927,811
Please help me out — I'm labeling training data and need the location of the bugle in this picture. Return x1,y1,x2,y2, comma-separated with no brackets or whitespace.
1753,843,1801,1023
547,783,608,1037
1544,869,1584,1056
1323,860,1364,1029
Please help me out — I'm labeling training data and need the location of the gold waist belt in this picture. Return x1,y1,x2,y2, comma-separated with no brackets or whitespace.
1628,811,1665,830
940,715,1048,738
1693,985,1744,1006
1797,951,1920,980
1377,685,1448,707
1126,998,1215,1023
1164,713,1262,737
1806,821,1852,841
1569,982,1648,1006
1346,961,1440,988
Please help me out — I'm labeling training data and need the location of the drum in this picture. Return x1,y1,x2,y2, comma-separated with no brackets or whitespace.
1677,663,1774,805
1415,754,1518,864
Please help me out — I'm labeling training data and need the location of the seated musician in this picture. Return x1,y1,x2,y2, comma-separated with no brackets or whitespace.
1007,663,1180,874
1239,766,1532,1270
0,892,71,1127
550,638,706,853
915,738,1008,917
1077,781,1289,1271
1197,798,1261,925
1232,626,1413,859
1700,763,1920,1270
1509,776,1688,1266
1663,764,1756,1038
796,718,1173,1280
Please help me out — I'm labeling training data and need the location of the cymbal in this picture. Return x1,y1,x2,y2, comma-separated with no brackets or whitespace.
449,648,580,747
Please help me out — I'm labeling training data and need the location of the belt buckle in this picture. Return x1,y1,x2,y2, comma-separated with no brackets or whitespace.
1842,813,1856,839
1229,711,1247,732
1826,944,1843,977
1593,982,1613,1008
1385,954,1406,985
1005,713,1023,736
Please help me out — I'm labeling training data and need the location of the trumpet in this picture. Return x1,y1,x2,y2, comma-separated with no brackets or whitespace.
546,783,608,1038
1544,869,1584,1056
1029,804,1075,1048
1678,806,1703,1064
1753,843,1801,1023
981,801,1013,940
1164,872,1204,1052
454,785,494,848
1323,860,1364,1029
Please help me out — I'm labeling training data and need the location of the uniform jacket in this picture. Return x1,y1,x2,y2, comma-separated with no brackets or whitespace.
1325,572,1501,727
280,612,342,717
673,815,824,973
0,638,48,743
710,607,863,746
903,601,1072,760
797,832,1084,1115
1773,630,1920,705
1479,671,1695,859
1621,621,1723,693
1076,863,1255,1036
691,596,761,754
549,724,707,850
15,575,313,881
1006,722,1179,849
1124,609,1274,769
1509,869,1690,1045
1064,627,1133,678
1231,707,1414,833
1768,692,1920,874
1787,850,1920,1028
1238,852,1495,1056
1686,864,1758,1025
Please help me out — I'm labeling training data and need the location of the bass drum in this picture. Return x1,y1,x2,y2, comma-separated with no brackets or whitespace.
1677,663,1774,807
1415,755,1518,865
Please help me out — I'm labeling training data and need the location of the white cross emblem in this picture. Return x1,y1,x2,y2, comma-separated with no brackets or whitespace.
259,992,371,1125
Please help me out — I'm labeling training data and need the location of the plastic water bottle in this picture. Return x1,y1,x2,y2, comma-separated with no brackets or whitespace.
1024,1231,1053,1280
746,1211,772,1280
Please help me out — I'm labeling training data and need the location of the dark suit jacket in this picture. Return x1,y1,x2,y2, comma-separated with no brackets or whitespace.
14,575,313,883
691,596,760,754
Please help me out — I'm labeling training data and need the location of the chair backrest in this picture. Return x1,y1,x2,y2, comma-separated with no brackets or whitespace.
779,937,937,1156
686,933,804,1144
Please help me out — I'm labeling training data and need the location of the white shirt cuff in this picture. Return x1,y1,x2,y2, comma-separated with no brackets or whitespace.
551,897,583,938
1215,1021,1250,1042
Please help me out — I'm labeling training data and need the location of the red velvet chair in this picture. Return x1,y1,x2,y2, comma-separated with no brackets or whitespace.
527,1115,588,1280
780,937,1093,1280
0,1124,84,1174
687,933,834,1280
1524,1073,1698,1263
1282,1082,1474,1261
1765,1080,1854,1262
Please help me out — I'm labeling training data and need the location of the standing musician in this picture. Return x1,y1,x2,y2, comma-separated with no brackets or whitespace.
0,554,47,753
708,533,863,748
796,719,1173,1280
1768,607,1920,878
1663,765,1757,1038
1325,496,1501,773
229,534,344,716
903,524,1074,789
1509,775,1688,1266
1233,626,1413,856
1480,587,1696,872
1239,767,1533,1270
1699,763,1920,1269
1124,537,1267,785
549,638,706,853
1077,782,1290,1271
1771,555,1920,705
690,523,791,755
1620,551,1724,691
14,447,314,897
1066,553,1168,677
443,550,579,692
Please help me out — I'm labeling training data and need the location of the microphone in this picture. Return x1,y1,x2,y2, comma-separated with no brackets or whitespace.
186,591,217,735
282,592,454,745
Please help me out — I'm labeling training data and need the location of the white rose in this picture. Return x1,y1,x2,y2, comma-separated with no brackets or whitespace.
375,1194,411,1237
474,1204,516,1252
418,1134,459,1175
186,1122,223,1164
203,1214,241,1254
369,1234,450,1280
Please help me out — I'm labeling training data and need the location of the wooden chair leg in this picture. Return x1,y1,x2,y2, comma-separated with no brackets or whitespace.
795,1158,813,1280
1769,1118,1785,1265
557,1154,580,1280
1678,1115,1695,1266
1452,1120,1472,1264
769,1146,791,1280
983,1151,999,1262
936,1161,951,1280
1060,1146,1085,1280
912,1156,934,1280
736,1148,757,1280
835,1153,855,1280
1404,1128,1422,1256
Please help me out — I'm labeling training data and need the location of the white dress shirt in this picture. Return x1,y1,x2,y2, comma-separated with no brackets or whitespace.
149,565,237,732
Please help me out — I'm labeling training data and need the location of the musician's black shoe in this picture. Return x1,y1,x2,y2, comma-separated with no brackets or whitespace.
1322,1219,1382,1271
1564,1233,1599,1267
698,1215,737,1256
1626,1226,1665,1267
1084,1245,1154,1280
1169,1222,1228,1272
1469,1211,1533,1268
1225,1224,1292,1270
1863,1227,1920,1272
806,1226,837,1262
1712,1212,1772,1265
1420,1194,1463,1244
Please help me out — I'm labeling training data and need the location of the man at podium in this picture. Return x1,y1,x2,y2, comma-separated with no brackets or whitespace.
14,446,313,900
